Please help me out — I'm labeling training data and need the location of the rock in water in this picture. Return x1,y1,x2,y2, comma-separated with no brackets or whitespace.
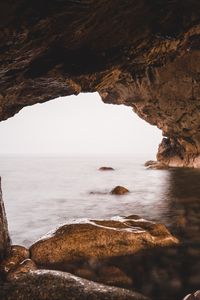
99,167,114,171
0,270,150,300
111,186,130,195
0,177,10,261
30,216,179,270
144,160,157,167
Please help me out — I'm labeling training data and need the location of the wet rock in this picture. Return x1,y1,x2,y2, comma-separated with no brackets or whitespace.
0,177,10,261
146,162,167,170
99,167,114,171
0,269,150,300
111,186,130,195
144,160,157,167
30,216,178,270
0,245,29,276
7,259,37,281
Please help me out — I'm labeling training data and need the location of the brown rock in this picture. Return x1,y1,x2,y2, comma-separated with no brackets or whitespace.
0,177,10,261
183,291,200,300
30,216,178,270
99,167,114,171
98,266,133,288
144,160,157,167
7,259,37,281
0,245,29,275
73,268,95,281
0,269,150,300
111,186,130,195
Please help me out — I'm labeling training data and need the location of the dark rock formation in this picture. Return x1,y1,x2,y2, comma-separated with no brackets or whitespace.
0,178,10,262
0,269,150,300
1,1,200,166
111,186,130,195
30,216,178,270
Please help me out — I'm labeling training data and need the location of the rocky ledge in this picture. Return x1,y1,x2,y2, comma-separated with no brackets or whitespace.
0,214,178,300
1,1,200,167
30,216,178,268
0,270,150,300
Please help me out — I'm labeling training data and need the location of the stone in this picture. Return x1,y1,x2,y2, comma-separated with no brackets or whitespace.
30,216,178,270
98,266,133,288
73,268,95,281
6,259,37,281
1,2,200,167
183,291,200,300
0,270,150,300
99,167,114,171
0,178,10,261
144,161,157,167
0,245,29,275
111,186,130,195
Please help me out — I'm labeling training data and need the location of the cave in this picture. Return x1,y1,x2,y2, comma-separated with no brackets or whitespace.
1,0,200,167
0,1,200,300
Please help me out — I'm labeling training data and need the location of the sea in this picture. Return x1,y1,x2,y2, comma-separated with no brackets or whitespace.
0,154,199,299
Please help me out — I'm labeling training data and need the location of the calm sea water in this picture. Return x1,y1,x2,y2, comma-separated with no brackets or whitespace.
0,155,199,246
0,155,199,299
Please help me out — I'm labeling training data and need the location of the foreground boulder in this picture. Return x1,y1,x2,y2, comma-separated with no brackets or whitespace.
183,291,200,300
0,178,10,261
0,269,150,300
111,186,130,195
30,216,178,270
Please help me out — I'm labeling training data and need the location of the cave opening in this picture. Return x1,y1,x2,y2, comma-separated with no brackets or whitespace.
0,93,199,300
0,92,163,245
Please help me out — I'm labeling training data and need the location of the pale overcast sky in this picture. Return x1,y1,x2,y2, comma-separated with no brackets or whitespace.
0,93,162,156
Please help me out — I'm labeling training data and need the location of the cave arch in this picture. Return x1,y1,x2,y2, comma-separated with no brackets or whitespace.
1,0,200,168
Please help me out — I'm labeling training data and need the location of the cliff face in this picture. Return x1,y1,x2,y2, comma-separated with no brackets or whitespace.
1,0,200,166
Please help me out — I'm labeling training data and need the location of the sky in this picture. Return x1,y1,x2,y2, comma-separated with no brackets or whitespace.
0,92,162,156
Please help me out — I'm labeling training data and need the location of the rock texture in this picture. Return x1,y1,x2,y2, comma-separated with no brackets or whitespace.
1,1,200,166
0,178,10,262
0,269,150,300
0,245,30,280
111,186,130,195
30,216,178,270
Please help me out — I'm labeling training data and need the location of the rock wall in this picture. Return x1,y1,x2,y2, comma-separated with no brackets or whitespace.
1,0,200,166
0,178,10,261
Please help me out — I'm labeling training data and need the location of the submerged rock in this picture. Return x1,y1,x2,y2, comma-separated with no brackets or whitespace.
145,161,167,169
111,186,130,195
99,167,114,171
0,270,150,300
30,216,178,271
144,160,157,167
